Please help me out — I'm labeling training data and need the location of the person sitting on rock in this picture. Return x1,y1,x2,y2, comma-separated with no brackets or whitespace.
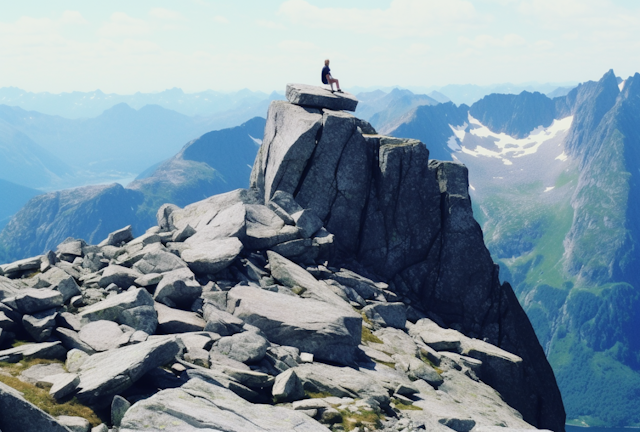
321,59,343,93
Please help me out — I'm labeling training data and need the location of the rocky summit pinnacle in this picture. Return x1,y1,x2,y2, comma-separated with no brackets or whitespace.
286,83,359,111
0,87,564,432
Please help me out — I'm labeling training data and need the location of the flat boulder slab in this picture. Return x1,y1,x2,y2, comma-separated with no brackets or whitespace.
119,377,330,432
6,288,63,314
171,189,258,232
23,308,58,342
181,237,243,275
409,319,464,352
0,381,71,432
98,265,143,289
0,341,66,363
133,250,187,274
286,83,358,112
75,336,180,407
228,285,361,366
78,288,154,323
292,363,389,407
0,276,19,301
120,306,158,335
155,302,206,334
78,320,127,352
0,255,41,278
244,204,300,249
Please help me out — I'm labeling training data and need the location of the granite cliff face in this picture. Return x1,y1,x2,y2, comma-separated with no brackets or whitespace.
0,85,563,432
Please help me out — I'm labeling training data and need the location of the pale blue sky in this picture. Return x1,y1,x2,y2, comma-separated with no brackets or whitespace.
1,0,639,93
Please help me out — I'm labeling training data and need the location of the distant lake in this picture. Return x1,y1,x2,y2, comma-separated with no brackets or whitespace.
567,426,640,432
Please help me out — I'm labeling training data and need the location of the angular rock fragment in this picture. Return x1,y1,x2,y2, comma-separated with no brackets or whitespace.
6,288,63,314
153,268,202,307
362,302,407,329
22,308,58,342
0,341,66,363
78,320,127,352
272,369,304,402
0,381,71,432
75,336,180,407
213,331,269,364
100,225,134,247
98,265,143,289
155,302,206,333
78,288,154,323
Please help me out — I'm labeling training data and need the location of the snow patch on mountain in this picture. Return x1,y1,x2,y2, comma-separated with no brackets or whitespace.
448,115,573,166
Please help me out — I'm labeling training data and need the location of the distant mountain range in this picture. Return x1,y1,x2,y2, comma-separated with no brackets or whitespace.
0,179,39,230
0,117,265,262
383,70,640,427
0,87,281,119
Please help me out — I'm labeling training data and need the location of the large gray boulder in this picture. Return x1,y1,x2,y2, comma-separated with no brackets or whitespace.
75,336,180,407
78,320,127,352
155,302,206,333
133,250,187,274
228,285,361,365
181,237,243,275
98,265,143,289
78,288,154,323
213,331,269,364
0,381,71,432
119,377,330,432
286,83,358,112
153,268,202,307
5,288,63,314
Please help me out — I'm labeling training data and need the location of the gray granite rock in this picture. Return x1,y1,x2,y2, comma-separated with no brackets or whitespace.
22,308,58,342
213,331,269,364
0,255,41,277
133,250,187,274
56,415,91,432
112,395,131,427
153,268,202,308
120,306,158,334
286,83,358,111
0,341,66,363
155,302,206,333
183,201,247,244
98,265,142,289
78,288,154,323
182,237,243,275
203,304,245,336
75,336,180,407
100,225,134,246
272,369,304,402
56,328,96,354
66,349,90,373
228,285,361,366
0,381,71,432
119,377,330,432
362,302,407,329
7,288,63,314
78,320,127,352
49,373,80,400
250,101,323,202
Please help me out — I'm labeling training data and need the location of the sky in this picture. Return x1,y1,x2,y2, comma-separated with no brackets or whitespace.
0,0,639,94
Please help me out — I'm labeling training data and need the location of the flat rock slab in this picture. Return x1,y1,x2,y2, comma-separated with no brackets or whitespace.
155,302,206,333
119,377,330,432
78,288,154,323
75,336,180,407
0,381,71,432
286,83,358,112
0,341,66,363
228,285,361,366
7,288,63,314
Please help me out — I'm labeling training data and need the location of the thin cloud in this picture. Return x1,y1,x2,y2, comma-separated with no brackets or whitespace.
150,8,188,22
459,34,526,49
98,12,150,38
278,0,489,38
213,16,229,24
256,19,286,30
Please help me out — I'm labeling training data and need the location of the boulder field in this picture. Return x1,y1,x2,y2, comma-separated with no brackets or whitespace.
0,84,564,432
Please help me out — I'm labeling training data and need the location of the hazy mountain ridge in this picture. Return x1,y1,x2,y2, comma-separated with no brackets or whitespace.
0,86,278,119
0,117,265,263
